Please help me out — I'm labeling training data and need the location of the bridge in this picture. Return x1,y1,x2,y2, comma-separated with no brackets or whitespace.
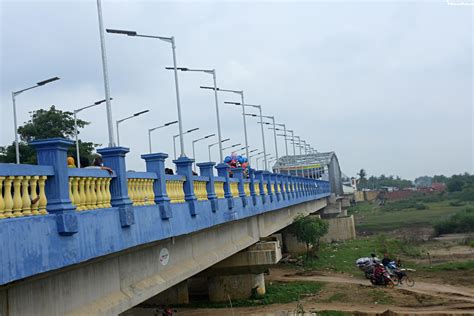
0,138,334,315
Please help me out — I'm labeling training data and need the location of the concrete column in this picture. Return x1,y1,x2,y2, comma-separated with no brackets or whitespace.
216,163,234,211
141,153,172,219
30,138,78,235
174,156,198,216
144,281,189,305
197,162,218,212
232,167,247,207
98,146,134,227
208,273,265,302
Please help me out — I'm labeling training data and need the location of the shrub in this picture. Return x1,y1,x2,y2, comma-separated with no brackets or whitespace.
434,208,474,235
449,201,466,207
415,203,428,210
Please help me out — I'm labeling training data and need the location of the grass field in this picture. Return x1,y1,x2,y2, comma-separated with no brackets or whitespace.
350,200,473,233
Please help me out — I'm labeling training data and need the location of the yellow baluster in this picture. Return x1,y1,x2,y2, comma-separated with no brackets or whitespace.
71,177,80,211
78,177,86,211
244,182,250,197
96,178,104,208
3,176,14,218
38,176,48,215
148,179,155,205
21,176,32,216
128,179,135,205
69,177,74,206
255,182,260,196
137,179,144,205
85,177,92,210
30,176,40,215
12,176,23,217
105,178,112,207
0,177,5,219
90,177,98,209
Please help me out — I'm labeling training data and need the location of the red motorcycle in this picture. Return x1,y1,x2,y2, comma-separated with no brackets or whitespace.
370,263,395,288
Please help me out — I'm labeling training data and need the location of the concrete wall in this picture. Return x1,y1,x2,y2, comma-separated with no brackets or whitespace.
1,199,326,316
322,215,356,242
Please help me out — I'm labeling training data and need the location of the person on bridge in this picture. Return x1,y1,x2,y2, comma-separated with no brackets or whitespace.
86,156,113,175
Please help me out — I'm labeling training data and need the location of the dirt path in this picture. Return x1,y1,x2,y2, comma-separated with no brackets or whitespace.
269,268,474,304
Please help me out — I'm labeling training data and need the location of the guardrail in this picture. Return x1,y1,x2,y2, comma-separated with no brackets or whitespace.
0,138,332,286
0,139,330,227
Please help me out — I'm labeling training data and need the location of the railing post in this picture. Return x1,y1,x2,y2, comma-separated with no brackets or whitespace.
97,147,134,227
279,174,286,200
141,153,172,218
216,163,234,211
197,162,218,212
272,173,280,202
296,176,302,198
263,171,274,203
30,138,78,235
254,170,266,204
249,168,258,206
174,157,198,216
232,167,247,207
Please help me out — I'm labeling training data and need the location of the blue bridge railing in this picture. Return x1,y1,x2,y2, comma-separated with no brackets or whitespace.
0,138,330,285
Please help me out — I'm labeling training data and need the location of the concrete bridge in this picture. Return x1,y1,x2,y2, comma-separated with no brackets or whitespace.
0,138,331,315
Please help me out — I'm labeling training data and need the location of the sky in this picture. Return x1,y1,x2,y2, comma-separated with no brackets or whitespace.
1,0,473,180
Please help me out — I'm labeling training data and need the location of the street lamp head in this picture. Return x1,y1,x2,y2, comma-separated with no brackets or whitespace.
94,98,109,105
186,127,199,133
224,101,241,105
36,77,60,86
165,67,189,71
134,109,150,116
165,120,178,126
200,86,219,91
205,133,216,139
106,28,137,36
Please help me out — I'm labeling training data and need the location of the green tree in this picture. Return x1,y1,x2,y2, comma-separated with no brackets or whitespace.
0,105,98,165
292,214,329,259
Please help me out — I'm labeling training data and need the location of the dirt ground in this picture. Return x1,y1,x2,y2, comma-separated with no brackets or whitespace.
172,266,474,316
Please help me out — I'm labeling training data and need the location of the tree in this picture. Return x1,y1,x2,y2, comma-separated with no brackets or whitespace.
292,214,329,259
0,105,98,164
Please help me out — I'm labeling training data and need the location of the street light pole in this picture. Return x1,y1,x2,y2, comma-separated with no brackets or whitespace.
203,87,249,159
173,127,199,159
73,98,108,167
116,110,150,146
106,28,186,156
225,102,266,170
208,138,230,161
11,77,60,164
148,120,178,153
96,0,115,147
167,68,224,163
192,133,215,171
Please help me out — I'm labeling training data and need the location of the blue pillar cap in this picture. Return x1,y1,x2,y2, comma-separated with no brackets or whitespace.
141,152,168,161
97,146,130,157
30,137,74,149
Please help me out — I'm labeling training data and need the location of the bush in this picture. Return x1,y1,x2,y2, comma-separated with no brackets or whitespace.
434,208,474,236
450,201,466,207
415,203,428,210
451,188,474,202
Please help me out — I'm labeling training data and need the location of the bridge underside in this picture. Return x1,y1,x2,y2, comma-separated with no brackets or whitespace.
1,199,326,316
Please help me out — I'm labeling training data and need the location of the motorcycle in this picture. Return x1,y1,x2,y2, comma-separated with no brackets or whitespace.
370,263,395,288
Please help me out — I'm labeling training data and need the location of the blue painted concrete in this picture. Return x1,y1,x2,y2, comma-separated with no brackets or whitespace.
0,138,331,286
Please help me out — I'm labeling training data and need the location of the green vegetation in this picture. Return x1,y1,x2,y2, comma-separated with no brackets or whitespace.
176,281,324,308
370,289,394,305
434,208,474,235
323,292,347,303
351,200,471,233
424,260,474,271
292,214,329,258
0,106,98,165
357,169,412,190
